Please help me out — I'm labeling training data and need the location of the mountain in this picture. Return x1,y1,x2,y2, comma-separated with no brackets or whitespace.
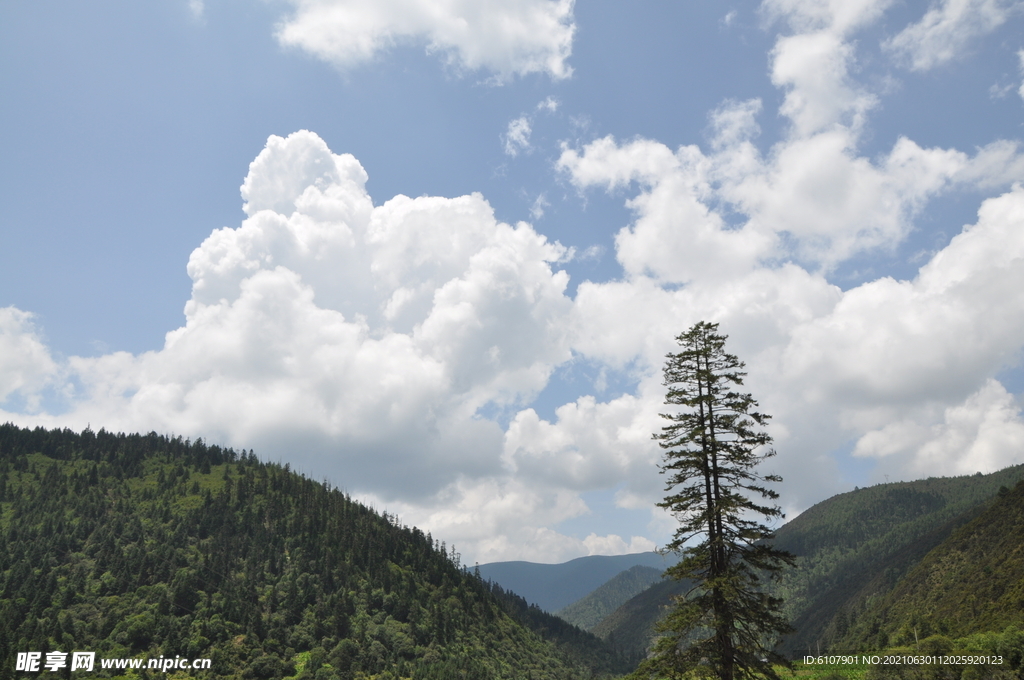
837,478,1024,651
772,465,1024,656
590,578,690,661
555,565,664,631
570,464,1024,661
477,552,675,613
0,424,629,679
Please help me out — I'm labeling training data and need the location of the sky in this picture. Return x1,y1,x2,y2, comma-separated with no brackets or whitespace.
2,0,1024,565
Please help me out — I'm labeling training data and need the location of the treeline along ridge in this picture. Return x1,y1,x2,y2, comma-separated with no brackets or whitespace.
0,424,627,680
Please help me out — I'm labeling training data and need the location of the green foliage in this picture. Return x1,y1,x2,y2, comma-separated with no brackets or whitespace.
772,465,1024,657
0,423,628,679
556,566,665,632
633,322,793,680
578,462,1024,667
485,580,629,673
837,479,1024,652
856,626,1024,680
793,627,1024,680
592,579,691,663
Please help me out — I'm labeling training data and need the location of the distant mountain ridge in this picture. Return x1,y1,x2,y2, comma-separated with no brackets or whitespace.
477,551,675,613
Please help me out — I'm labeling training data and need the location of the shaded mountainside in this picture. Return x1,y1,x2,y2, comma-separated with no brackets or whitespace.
773,465,1024,656
569,464,1024,662
838,478,1024,651
477,552,674,613
590,579,690,662
0,424,629,679
555,566,664,632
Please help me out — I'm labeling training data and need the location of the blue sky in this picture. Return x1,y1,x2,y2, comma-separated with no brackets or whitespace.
3,0,1024,564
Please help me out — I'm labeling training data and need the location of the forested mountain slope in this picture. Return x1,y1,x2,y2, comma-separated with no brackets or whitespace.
555,566,664,632
0,424,628,680
773,466,1024,656
589,578,689,663
570,465,1024,661
838,478,1024,651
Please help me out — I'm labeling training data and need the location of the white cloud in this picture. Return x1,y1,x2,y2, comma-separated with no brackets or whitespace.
780,186,1024,412
1019,48,1024,100
956,139,1024,189
503,393,660,491
582,533,657,556
885,0,1023,71
762,0,893,34
734,133,971,265
761,0,886,136
556,134,773,281
274,0,575,82
770,31,877,136
530,193,549,219
187,0,204,21
508,173,1024,516
0,307,58,408
504,116,532,156
549,10,1024,513
362,476,588,563
9,1,1024,565
556,114,1002,271
853,380,1024,478
367,474,658,563
505,98,560,159
15,131,574,512
537,96,559,112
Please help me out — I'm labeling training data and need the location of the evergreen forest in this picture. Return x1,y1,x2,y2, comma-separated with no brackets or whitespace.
3,423,1024,680
0,424,627,680
569,467,1024,679
771,467,1024,656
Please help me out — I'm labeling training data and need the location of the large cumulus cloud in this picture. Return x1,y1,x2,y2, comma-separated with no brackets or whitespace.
7,131,571,499
5,0,1024,563
3,130,658,563
536,0,1024,517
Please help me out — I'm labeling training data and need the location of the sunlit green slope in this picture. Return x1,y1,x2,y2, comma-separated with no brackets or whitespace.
838,478,1024,651
0,424,627,680
773,465,1024,656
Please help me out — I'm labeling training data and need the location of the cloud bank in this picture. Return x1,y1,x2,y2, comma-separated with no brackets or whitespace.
4,0,1024,563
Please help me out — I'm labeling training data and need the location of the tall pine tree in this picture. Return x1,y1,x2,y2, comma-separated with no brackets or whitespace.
635,321,793,680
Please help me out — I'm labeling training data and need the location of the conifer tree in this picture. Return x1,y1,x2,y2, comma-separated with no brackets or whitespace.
635,321,793,680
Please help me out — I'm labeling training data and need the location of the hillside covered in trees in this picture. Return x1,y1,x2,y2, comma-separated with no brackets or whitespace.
0,424,628,679
4,421,1023,679
555,566,663,633
771,465,1024,656
563,465,1024,665
837,477,1024,651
